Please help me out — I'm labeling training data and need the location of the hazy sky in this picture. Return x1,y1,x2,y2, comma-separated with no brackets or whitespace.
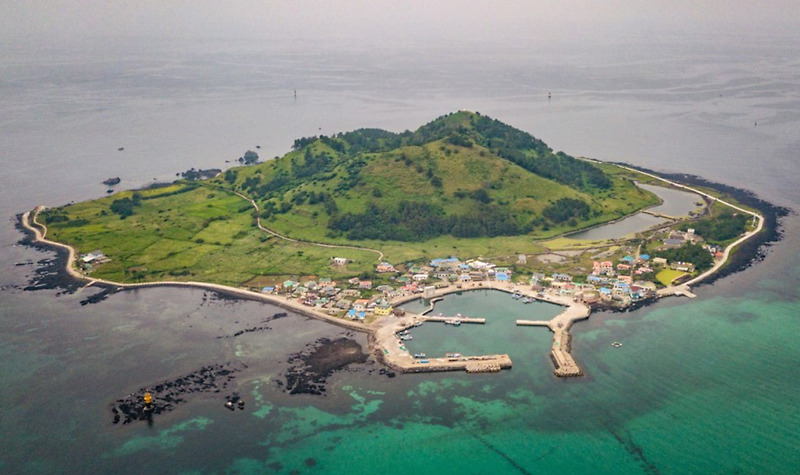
3,0,799,50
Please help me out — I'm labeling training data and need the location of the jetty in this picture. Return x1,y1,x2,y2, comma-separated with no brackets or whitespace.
516,300,590,377
422,315,485,324
657,284,697,299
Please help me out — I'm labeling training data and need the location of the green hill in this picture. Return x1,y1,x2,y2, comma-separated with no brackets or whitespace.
39,111,659,284
215,111,648,243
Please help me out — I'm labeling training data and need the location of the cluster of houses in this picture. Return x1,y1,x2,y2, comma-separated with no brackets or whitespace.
580,254,658,304
656,226,728,271
260,256,525,320
260,275,402,321
260,223,733,317
265,254,663,318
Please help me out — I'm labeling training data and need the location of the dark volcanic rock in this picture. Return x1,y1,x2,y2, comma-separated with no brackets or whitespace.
284,337,368,395
179,168,221,181
110,361,247,424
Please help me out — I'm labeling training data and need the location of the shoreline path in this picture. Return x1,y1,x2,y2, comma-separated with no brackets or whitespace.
21,168,764,376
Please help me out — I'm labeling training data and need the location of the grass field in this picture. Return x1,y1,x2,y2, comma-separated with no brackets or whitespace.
43,184,380,285
656,269,688,286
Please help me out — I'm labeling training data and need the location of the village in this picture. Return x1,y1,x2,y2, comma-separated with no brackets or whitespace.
234,224,721,322
74,221,725,322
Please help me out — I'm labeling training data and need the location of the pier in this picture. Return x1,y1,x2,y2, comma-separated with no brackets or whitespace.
403,354,512,374
657,284,697,299
422,315,486,324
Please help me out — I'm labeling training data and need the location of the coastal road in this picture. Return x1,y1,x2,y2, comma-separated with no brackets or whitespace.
610,163,765,291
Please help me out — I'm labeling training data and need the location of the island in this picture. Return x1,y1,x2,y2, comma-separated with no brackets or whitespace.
20,111,781,380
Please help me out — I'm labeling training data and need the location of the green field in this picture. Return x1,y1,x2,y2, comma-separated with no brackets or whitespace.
656,269,688,286
42,184,379,285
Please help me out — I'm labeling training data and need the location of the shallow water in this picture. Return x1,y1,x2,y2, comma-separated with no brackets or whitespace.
2,32,800,474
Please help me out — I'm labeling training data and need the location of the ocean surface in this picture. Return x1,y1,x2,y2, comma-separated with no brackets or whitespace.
2,33,800,474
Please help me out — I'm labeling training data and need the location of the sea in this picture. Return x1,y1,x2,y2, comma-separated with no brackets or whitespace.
1,33,799,474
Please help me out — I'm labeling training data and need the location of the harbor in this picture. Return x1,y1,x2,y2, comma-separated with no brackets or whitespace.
373,313,512,374
390,282,591,377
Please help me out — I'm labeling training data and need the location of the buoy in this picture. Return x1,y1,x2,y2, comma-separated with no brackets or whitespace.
143,392,154,413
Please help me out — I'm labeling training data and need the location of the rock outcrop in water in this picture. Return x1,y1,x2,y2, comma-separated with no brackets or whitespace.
283,337,368,395
110,361,247,424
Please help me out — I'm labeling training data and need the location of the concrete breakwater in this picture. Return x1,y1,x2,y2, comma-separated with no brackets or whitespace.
398,354,512,374
516,300,590,378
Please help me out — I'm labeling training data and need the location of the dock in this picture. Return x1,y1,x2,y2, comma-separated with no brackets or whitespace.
550,329,581,377
421,315,486,324
657,284,697,299
516,320,550,327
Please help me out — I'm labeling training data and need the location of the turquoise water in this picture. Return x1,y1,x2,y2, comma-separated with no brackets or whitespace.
55,281,797,475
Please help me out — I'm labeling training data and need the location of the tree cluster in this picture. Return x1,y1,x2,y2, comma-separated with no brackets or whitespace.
681,212,748,243
327,201,526,241
653,243,713,271
239,150,259,165
110,193,142,218
542,198,591,224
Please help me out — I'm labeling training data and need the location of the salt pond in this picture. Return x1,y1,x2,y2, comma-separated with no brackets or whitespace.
568,183,702,240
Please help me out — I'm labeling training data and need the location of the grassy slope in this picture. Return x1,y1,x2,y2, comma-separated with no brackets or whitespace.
43,114,668,285
45,184,378,285
249,142,658,244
